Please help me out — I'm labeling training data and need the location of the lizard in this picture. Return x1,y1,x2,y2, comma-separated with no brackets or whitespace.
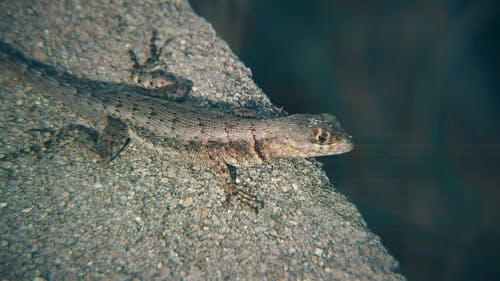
0,35,353,213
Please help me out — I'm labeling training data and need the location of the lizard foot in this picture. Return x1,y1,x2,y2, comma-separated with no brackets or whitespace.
128,30,192,101
28,125,100,161
225,185,265,214
7,116,130,165
0,125,98,163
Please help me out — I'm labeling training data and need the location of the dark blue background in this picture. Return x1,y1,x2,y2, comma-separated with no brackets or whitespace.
190,0,500,280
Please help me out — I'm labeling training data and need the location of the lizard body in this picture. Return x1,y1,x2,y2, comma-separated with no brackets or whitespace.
0,40,353,212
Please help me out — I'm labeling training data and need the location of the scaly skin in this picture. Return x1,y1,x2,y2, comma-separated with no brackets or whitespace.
0,40,353,213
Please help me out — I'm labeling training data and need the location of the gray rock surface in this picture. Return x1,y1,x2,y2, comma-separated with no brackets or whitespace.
0,1,405,280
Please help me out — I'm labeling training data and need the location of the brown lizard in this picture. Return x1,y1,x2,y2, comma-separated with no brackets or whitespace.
0,38,353,213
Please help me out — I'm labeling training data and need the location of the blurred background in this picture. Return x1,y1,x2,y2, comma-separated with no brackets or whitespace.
189,0,499,280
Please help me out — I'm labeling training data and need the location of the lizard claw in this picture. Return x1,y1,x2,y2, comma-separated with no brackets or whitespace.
225,186,265,214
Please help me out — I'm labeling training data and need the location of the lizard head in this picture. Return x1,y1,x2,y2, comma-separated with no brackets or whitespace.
257,113,354,160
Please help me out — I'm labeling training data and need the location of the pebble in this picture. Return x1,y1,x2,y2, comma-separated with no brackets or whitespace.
0,161,14,169
181,197,193,207
281,185,290,192
200,209,210,218
314,247,323,256
134,216,144,227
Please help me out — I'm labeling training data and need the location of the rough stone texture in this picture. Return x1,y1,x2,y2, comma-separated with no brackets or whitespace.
0,1,405,280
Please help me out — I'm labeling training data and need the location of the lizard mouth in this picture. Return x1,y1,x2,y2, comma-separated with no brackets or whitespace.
322,134,354,156
341,135,354,153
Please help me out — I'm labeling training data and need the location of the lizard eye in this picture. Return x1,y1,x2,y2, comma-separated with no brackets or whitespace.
313,128,331,144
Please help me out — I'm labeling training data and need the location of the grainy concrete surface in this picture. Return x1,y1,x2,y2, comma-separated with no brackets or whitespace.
0,1,405,280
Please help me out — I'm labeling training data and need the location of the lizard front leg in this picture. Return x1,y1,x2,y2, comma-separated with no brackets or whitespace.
128,30,193,101
208,150,264,214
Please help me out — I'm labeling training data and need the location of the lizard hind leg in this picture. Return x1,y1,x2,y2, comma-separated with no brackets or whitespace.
93,115,130,165
12,115,130,165
0,127,75,163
